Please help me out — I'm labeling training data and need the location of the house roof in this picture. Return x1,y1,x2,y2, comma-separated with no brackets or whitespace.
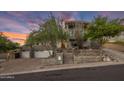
21,45,52,51
21,45,31,51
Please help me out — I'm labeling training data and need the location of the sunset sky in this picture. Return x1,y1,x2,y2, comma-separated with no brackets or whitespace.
0,11,124,45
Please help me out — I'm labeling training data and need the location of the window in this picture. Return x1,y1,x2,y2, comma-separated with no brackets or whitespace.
68,23,75,29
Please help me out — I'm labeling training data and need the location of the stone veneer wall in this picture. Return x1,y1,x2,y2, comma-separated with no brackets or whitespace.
74,49,102,64
55,49,103,64
20,49,122,65
74,56,102,64
63,50,73,64
0,53,7,59
73,49,102,64
56,52,64,64
35,58,59,66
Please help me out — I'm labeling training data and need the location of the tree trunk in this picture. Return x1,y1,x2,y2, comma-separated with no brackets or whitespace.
61,40,65,49
30,45,34,58
77,39,83,49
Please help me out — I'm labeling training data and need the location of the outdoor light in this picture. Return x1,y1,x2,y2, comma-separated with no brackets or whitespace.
58,56,62,61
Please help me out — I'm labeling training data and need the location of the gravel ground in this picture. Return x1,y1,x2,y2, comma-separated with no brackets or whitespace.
103,43,124,52
0,59,59,74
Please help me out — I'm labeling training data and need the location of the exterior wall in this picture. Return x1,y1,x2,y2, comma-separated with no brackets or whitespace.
0,52,15,61
64,21,84,39
56,52,63,64
0,53,7,62
63,50,73,64
34,58,59,65
21,50,53,59
74,55,102,64
14,50,103,65
55,49,103,64
21,51,30,58
73,50,102,64
62,21,87,49
34,50,53,58
0,53,7,59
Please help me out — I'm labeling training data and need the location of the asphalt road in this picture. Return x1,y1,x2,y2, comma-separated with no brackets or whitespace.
1,64,124,81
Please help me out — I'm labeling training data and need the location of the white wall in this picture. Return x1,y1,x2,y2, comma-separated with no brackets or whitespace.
34,50,53,58
21,51,30,58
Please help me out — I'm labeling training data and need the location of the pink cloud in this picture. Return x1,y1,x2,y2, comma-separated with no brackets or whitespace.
7,11,28,17
7,11,43,23
7,11,40,26
27,22,39,31
54,11,80,21
98,11,111,16
0,17,31,34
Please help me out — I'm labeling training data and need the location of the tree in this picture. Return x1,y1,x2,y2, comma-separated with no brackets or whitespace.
58,28,69,48
26,14,69,52
26,31,40,58
84,16,124,46
0,32,20,52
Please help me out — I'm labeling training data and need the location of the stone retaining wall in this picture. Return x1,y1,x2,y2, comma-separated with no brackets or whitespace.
55,49,103,64
74,55,102,64
56,52,64,64
0,53,7,59
5,58,59,66
73,49,102,64
35,58,59,66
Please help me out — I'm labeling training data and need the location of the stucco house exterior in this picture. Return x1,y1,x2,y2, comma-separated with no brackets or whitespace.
61,20,89,48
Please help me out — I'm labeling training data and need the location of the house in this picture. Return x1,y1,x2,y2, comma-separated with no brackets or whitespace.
61,20,89,48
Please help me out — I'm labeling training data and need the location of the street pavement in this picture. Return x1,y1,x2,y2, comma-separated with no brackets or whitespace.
1,62,124,81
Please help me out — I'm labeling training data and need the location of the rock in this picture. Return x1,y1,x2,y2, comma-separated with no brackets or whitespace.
102,55,111,62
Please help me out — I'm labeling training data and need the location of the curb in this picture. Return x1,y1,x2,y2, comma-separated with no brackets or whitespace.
0,61,124,76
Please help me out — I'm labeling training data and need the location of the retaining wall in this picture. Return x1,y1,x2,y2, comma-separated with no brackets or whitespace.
0,53,7,59
73,49,102,64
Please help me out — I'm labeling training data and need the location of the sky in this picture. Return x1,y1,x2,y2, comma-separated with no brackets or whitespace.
0,11,124,45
